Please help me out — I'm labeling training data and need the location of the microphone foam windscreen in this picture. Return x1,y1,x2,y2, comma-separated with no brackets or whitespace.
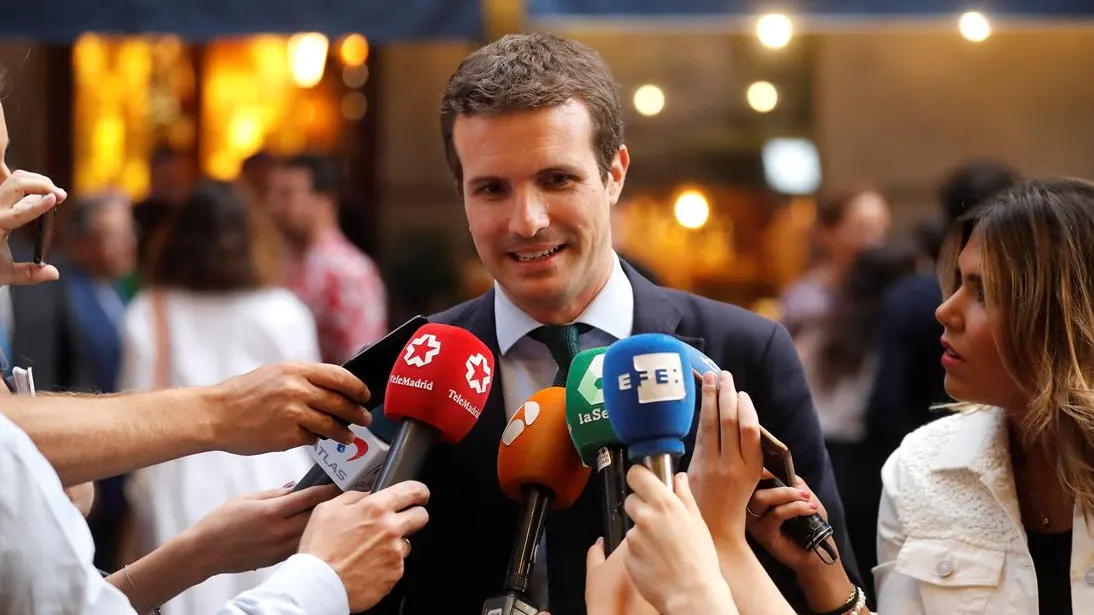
498,387,591,509
603,334,696,460
684,343,721,379
384,323,495,443
564,347,621,467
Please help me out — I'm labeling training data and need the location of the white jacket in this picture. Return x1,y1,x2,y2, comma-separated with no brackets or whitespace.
874,407,1094,614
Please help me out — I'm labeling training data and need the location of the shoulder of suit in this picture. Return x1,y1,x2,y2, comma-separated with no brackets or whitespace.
428,293,488,325
662,288,781,345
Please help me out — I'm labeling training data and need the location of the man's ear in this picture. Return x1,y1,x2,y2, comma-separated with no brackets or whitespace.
606,145,630,206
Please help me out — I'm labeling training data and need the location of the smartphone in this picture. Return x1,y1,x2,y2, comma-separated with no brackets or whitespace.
342,315,429,411
33,210,55,264
759,426,797,486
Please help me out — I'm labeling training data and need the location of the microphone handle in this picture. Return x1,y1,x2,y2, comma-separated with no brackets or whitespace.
504,485,554,596
638,453,676,488
597,445,630,555
372,420,439,492
292,464,335,492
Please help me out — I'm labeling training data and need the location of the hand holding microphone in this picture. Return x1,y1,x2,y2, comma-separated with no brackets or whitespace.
622,468,735,615
484,387,591,614
565,348,630,555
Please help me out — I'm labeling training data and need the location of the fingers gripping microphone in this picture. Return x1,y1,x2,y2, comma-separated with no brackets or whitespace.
603,335,696,488
565,348,630,555
373,323,494,491
682,343,837,563
484,387,591,615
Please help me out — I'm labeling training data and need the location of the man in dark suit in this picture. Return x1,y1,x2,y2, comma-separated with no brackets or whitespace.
371,33,858,615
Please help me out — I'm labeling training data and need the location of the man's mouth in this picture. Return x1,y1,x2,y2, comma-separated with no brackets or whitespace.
510,245,565,263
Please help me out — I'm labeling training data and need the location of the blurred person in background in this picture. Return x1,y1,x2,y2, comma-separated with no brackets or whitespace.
266,153,388,363
237,150,274,206
131,147,192,276
117,180,320,615
794,242,918,600
781,187,891,339
864,160,1019,457
59,189,139,573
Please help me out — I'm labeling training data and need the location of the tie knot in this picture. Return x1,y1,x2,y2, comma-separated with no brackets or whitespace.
528,323,592,386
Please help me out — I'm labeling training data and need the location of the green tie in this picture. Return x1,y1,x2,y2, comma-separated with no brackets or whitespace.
529,323,593,386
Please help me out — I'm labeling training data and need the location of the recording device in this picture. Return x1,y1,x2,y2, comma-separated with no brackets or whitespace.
33,209,55,264
684,343,838,564
564,347,630,555
293,316,428,492
602,334,696,487
372,322,494,491
484,387,591,615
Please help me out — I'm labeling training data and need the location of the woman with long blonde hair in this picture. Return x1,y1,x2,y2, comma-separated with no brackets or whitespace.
744,177,1094,613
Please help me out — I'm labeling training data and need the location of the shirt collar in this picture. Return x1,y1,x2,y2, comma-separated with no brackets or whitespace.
494,251,634,355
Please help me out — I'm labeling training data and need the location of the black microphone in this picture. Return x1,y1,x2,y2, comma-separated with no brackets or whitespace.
483,388,591,614
564,348,630,554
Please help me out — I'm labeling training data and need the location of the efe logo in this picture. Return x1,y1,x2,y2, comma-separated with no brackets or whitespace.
465,352,492,394
403,333,442,367
617,352,686,404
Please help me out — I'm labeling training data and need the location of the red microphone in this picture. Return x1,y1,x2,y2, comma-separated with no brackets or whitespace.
372,323,495,491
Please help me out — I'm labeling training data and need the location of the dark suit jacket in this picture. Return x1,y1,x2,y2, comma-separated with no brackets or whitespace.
865,273,952,454
7,244,97,393
370,262,859,615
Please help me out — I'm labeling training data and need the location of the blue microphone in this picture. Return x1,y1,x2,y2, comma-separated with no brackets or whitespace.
603,334,696,487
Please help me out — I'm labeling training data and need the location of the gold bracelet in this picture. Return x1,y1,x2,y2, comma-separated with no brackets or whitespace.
123,564,162,615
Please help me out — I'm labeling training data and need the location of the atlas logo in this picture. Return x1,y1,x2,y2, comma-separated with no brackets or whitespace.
617,352,686,404
403,333,441,367
577,353,605,406
336,437,369,461
501,400,541,446
465,352,492,394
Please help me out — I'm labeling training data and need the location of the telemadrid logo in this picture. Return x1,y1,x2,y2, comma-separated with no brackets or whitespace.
465,352,492,394
403,333,442,367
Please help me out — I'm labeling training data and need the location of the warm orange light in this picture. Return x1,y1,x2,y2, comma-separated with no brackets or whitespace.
340,34,369,66
287,33,329,88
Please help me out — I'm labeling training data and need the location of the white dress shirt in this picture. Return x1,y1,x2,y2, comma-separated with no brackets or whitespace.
494,251,634,419
874,407,1094,614
0,410,350,615
119,288,319,615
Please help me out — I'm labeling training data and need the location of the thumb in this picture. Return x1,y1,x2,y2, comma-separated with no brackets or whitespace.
674,473,701,516
586,537,606,568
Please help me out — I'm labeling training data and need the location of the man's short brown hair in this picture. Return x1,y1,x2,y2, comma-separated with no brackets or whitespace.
440,32,624,184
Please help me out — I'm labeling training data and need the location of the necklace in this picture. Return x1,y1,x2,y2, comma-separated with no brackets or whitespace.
1027,491,1051,528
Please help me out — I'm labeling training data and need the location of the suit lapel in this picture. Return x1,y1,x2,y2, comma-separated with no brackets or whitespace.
622,261,706,352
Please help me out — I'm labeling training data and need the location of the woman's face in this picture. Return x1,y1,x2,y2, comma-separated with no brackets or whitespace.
935,229,1025,410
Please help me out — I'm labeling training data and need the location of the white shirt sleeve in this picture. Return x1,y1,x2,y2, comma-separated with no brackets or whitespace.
216,554,349,615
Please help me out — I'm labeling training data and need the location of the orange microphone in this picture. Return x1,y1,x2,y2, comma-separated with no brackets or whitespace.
483,387,591,614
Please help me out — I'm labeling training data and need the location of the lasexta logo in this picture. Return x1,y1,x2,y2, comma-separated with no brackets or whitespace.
465,352,492,394
403,333,441,367
616,352,686,403
577,353,605,406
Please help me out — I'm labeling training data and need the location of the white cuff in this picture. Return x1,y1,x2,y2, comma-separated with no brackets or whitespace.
262,553,349,615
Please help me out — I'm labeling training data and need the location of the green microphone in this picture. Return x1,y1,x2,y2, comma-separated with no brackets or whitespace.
565,347,631,554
